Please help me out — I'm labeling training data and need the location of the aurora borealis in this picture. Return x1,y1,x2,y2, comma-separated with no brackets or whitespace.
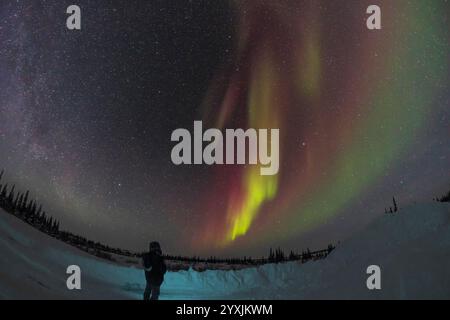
192,0,449,252
0,1,448,256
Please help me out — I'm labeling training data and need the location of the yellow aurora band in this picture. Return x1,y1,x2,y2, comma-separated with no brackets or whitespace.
219,1,321,245
195,0,448,250
225,49,280,243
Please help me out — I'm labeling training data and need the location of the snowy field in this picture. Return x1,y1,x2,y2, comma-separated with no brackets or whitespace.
0,202,449,300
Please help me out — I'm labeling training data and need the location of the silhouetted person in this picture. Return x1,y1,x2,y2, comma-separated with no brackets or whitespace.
142,241,167,300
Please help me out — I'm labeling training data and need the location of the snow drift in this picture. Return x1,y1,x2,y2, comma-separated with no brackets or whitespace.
0,202,449,299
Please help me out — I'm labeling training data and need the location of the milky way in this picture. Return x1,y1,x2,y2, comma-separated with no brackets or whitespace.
0,1,448,256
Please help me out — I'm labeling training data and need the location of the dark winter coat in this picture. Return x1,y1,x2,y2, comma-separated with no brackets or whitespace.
142,249,167,286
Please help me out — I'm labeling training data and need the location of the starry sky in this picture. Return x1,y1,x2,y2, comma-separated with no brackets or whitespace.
0,0,448,257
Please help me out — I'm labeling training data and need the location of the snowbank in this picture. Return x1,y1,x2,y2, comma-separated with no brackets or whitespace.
0,202,449,299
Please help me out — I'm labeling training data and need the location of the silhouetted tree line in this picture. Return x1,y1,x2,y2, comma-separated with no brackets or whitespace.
434,190,450,203
267,244,335,264
161,244,335,266
0,169,336,266
0,170,60,235
0,169,138,261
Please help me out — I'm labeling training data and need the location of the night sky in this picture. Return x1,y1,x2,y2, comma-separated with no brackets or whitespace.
0,0,448,257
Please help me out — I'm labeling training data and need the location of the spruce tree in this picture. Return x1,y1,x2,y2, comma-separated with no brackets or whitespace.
22,191,29,212
393,197,398,212
8,185,15,204
1,184,8,198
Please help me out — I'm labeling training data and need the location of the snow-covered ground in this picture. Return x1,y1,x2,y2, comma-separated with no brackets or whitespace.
0,202,449,299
